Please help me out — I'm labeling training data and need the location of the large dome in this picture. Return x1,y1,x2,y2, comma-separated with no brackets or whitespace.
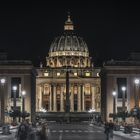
46,14,92,68
48,15,89,57
49,34,89,57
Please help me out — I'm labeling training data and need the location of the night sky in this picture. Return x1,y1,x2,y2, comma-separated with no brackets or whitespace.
0,0,140,66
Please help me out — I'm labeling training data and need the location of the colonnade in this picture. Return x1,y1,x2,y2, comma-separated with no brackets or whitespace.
37,83,99,112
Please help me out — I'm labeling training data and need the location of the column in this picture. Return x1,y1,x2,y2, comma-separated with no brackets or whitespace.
80,84,83,111
70,84,74,112
60,84,64,112
91,85,96,110
49,84,52,111
0,83,5,124
0,88,1,122
53,84,57,112
36,86,39,111
82,85,85,111
39,85,42,110
78,84,81,112
88,58,90,67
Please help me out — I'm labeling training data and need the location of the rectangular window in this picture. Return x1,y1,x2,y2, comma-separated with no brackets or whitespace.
117,78,127,98
11,77,21,98
11,106,21,111
117,106,127,112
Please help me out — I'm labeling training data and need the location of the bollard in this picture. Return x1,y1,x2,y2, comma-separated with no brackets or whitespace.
2,125,11,135
114,124,120,131
124,125,133,134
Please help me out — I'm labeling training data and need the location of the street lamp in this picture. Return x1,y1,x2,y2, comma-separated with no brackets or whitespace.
12,86,17,123
121,86,126,112
134,79,140,123
21,90,26,113
0,78,6,124
0,78,6,85
112,90,116,121
134,79,139,107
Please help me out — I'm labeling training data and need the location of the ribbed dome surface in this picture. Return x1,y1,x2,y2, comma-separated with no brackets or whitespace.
49,34,89,57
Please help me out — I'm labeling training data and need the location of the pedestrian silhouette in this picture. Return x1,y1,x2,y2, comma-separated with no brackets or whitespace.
39,123,48,140
108,120,114,138
16,121,28,140
104,121,110,140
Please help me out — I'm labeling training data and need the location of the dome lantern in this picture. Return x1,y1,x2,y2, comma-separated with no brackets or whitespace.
64,13,74,31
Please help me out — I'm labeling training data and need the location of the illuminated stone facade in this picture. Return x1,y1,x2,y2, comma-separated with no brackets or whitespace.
0,16,101,123
0,54,35,123
36,15,101,113
101,53,140,122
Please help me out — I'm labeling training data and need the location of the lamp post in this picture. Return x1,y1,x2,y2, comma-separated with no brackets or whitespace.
21,90,26,113
0,78,6,124
12,86,17,123
112,90,116,121
134,79,140,123
134,79,139,108
121,86,126,112
21,90,26,120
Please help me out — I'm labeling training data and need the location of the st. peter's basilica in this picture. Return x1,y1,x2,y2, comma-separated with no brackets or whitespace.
36,15,101,113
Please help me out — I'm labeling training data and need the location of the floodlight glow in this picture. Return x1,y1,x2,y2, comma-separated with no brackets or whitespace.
122,86,126,91
13,86,17,91
134,79,140,84
0,78,6,84
112,91,116,96
88,108,96,113
22,90,26,96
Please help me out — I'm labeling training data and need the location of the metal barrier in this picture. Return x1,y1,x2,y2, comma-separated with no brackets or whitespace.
133,127,140,134
0,125,18,135
2,125,11,135
119,126,140,134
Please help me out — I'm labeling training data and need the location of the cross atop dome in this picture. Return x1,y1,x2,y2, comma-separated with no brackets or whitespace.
64,12,74,31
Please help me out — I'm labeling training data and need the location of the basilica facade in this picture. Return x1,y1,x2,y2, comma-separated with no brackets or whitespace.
0,54,35,124
36,15,101,113
0,15,101,124
101,53,140,122
1,15,140,124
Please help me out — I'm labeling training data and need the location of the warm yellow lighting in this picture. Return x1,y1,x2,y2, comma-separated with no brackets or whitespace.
74,73,77,76
97,73,99,77
44,72,49,77
85,72,90,76
22,90,26,96
57,72,60,76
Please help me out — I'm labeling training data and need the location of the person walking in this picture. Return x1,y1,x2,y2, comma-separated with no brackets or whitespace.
16,121,28,140
39,123,48,140
108,120,114,138
104,121,110,140
27,123,35,140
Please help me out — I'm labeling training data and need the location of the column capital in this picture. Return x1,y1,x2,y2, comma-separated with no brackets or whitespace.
70,83,74,86
51,83,57,86
78,83,83,86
